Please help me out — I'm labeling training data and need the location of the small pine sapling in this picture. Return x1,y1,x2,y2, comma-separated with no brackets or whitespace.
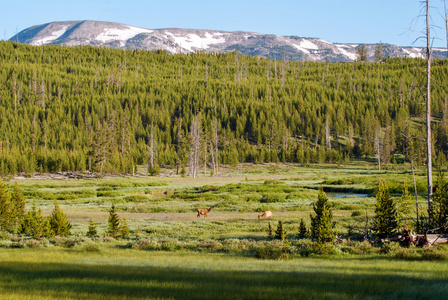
298,218,308,238
107,204,121,238
275,220,286,241
49,202,71,236
121,217,129,238
87,217,97,238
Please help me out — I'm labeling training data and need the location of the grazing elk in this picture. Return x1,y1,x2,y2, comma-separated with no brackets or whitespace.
258,211,272,220
197,206,214,218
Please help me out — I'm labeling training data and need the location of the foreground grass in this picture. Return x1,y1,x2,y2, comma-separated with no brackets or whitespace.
1,247,448,299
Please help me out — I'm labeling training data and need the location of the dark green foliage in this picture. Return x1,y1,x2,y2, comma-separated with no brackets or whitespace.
433,171,448,232
255,244,290,260
49,202,71,236
9,182,26,230
310,188,336,253
0,41,447,175
107,204,121,238
372,182,398,238
274,221,286,241
87,217,98,238
298,218,308,238
19,203,52,239
0,180,11,231
148,164,161,176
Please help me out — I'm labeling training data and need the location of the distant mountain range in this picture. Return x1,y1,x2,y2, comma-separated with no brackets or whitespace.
9,20,447,62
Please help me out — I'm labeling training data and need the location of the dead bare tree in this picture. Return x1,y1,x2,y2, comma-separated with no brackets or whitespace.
188,115,202,178
425,0,434,224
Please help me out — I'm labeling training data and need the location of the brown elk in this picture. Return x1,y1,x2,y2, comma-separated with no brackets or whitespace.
258,211,272,220
197,206,214,218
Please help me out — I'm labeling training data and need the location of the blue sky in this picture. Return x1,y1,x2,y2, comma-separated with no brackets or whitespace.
1,0,447,47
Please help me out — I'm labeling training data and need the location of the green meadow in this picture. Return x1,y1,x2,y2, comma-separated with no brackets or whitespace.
1,162,447,299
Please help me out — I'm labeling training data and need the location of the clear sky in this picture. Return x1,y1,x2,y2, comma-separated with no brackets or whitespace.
1,0,447,47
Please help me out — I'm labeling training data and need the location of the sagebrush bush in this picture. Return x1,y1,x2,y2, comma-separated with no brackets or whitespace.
255,245,290,260
84,243,100,252
26,239,42,248
338,240,375,255
421,247,448,261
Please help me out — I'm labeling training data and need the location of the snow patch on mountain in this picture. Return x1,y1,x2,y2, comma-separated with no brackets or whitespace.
165,31,226,52
96,26,153,45
335,45,358,60
31,26,69,45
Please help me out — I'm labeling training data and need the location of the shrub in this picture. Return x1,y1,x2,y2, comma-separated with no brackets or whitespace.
26,239,42,248
255,244,290,260
338,240,375,255
395,248,420,260
123,195,151,202
261,193,286,203
379,242,401,254
84,243,100,252
421,247,448,261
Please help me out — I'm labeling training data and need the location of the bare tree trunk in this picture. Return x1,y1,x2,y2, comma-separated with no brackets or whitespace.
375,126,381,171
426,0,433,225
325,115,331,150
148,123,155,171
189,115,201,178
176,118,182,175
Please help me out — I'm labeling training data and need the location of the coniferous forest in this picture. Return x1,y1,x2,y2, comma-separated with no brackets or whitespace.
0,41,448,176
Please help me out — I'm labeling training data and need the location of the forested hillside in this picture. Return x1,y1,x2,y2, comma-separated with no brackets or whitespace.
0,41,447,176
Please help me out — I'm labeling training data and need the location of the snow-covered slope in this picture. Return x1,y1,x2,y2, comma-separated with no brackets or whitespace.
10,20,446,62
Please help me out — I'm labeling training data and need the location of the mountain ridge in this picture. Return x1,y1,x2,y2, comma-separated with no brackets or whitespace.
9,20,447,62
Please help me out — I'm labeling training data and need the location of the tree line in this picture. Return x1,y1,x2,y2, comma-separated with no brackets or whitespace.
0,41,448,175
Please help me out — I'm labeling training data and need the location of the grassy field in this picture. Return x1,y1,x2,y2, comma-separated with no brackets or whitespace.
1,247,448,299
1,162,445,299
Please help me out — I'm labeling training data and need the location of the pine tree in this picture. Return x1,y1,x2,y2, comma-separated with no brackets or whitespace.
20,203,52,239
0,179,11,231
87,217,97,237
121,217,129,238
49,202,71,236
275,220,286,241
372,182,398,238
107,204,121,238
433,170,448,231
310,188,336,252
298,218,308,238
10,182,26,230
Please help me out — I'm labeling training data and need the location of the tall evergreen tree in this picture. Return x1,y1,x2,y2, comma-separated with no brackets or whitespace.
49,202,71,236
107,204,121,238
310,188,336,252
20,203,52,239
87,217,98,238
10,182,26,230
372,182,398,238
298,218,308,238
433,170,448,231
0,180,11,231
